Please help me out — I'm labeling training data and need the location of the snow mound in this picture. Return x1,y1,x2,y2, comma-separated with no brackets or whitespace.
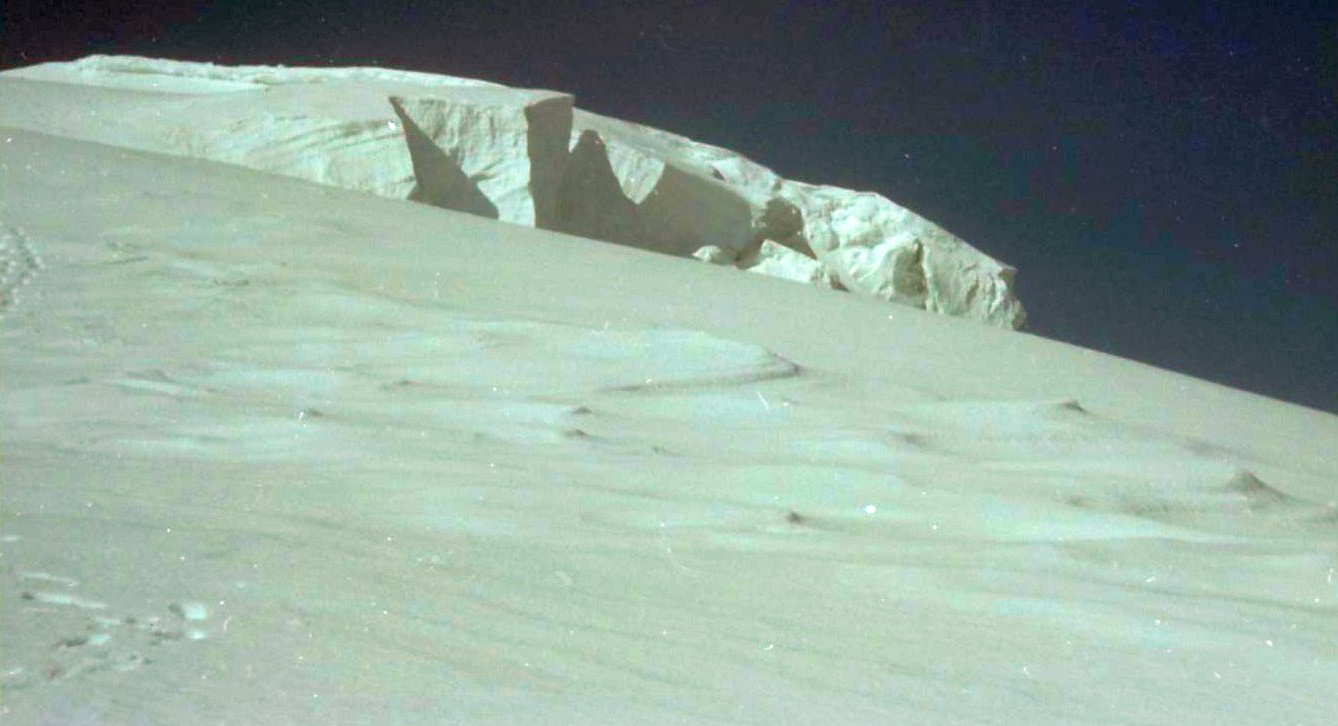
0,55,1025,327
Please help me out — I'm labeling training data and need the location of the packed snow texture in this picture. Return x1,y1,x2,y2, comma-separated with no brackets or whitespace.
0,55,1024,328
2,59,1336,726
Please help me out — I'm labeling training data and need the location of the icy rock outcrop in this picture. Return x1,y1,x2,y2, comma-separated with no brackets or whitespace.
778,183,1025,328
0,55,1025,328
389,92,574,227
738,240,841,289
157,84,575,227
1,64,572,227
691,241,839,289
158,84,423,202
692,246,734,265
561,108,1022,327
553,130,649,249
555,116,798,263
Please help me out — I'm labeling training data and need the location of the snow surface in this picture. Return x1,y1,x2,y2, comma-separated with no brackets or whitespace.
1,62,1337,726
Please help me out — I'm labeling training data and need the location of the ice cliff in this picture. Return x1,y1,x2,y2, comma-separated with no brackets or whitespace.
0,55,1025,328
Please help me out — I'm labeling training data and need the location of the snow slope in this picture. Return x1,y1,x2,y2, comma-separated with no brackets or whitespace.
1,76,1336,725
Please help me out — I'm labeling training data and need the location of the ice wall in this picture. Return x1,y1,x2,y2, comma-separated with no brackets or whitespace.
0,55,1025,328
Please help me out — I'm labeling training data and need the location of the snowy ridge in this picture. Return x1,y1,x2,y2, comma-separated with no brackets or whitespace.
0,55,1024,328
4,54,506,92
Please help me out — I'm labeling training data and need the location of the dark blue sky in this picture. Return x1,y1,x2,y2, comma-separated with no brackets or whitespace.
5,0,1335,412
